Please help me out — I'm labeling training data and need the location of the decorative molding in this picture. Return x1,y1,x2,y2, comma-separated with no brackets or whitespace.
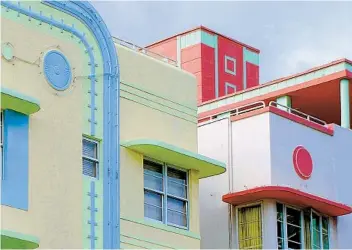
43,50,72,91
2,1,120,249
224,55,236,75
293,146,313,180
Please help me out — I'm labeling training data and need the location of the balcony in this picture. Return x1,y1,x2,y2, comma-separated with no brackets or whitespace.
198,101,352,216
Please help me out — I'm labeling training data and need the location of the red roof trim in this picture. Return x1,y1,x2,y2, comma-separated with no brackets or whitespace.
222,186,352,217
200,58,352,106
198,70,348,119
145,25,260,53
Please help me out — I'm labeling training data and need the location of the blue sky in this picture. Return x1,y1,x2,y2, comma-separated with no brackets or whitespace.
92,1,352,83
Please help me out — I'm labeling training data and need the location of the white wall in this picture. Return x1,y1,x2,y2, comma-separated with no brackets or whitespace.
198,112,352,249
330,125,352,248
198,118,230,249
269,113,337,201
231,113,272,192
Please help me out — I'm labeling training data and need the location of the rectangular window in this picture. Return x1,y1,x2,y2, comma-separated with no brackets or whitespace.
82,137,99,178
277,203,330,249
238,204,263,249
143,158,188,229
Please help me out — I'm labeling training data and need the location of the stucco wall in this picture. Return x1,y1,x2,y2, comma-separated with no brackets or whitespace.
198,110,352,248
1,14,85,248
231,113,272,191
117,44,201,249
198,118,230,249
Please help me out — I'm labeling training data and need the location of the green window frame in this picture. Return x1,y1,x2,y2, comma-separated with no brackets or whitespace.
277,203,329,249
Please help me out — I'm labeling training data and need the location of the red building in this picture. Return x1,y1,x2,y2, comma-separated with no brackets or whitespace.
146,26,260,104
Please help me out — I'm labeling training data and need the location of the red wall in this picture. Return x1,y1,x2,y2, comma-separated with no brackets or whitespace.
218,36,244,96
200,44,215,103
246,62,259,89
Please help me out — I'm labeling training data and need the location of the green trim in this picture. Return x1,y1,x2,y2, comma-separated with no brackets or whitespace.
121,234,177,249
121,239,149,249
201,31,216,48
340,79,350,129
1,87,40,115
199,62,348,113
120,81,196,112
83,133,102,142
276,95,292,111
121,216,201,240
121,139,226,178
1,230,39,249
243,47,259,66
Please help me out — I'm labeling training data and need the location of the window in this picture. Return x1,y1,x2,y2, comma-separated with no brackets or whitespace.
0,111,3,180
277,203,330,249
82,137,99,178
225,55,236,75
143,158,188,229
237,204,263,249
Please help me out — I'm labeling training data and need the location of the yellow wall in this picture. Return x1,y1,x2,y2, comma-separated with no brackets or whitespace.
1,13,86,249
117,44,201,249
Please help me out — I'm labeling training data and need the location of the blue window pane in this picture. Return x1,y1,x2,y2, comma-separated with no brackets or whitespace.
83,158,96,177
144,190,162,221
83,139,97,158
167,197,186,213
167,168,187,198
144,160,163,191
167,197,187,227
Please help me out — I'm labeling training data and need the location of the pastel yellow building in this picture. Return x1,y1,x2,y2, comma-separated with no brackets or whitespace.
0,1,225,249
116,39,225,249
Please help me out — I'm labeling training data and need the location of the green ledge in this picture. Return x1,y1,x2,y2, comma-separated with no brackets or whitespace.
121,216,201,240
121,139,226,178
1,230,39,249
1,87,40,115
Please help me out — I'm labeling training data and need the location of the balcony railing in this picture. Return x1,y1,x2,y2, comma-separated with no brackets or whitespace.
113,37,178,67
268,101,327,126
200,101,328,128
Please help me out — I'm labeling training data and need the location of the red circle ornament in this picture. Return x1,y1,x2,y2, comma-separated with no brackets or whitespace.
293,146,313,180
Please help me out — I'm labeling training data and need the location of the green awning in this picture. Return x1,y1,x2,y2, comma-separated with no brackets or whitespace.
121,139,226,178
1,87,40,115
1,230,39,249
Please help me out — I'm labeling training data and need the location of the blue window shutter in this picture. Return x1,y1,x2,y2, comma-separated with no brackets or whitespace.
1,110,29,210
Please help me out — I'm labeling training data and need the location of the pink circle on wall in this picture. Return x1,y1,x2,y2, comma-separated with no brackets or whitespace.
293,146,313,180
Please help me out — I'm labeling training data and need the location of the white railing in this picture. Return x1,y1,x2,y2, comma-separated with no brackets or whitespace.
113,37,178,67
269,101,327,126
201,101,266,121
199,100,328,128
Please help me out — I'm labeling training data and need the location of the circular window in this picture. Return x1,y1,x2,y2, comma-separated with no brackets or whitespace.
292,146,313,180
44,50,72,91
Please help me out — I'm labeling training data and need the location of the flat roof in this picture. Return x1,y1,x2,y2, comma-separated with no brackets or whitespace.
145,25,260,53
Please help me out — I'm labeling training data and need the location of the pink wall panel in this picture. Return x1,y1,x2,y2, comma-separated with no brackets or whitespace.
181,44,201,63
182,58,202,74
218,36,244,96
201,44,215,103
147,38,177,61
246,62,259,88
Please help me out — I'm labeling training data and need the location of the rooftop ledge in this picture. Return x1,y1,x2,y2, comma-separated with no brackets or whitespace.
222,186,352,217
198,58,352,116
121,139,226,178
1,87,40,115
1,230,39,249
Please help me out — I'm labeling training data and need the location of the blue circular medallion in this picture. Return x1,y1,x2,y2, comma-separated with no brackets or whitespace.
44,50,72,91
